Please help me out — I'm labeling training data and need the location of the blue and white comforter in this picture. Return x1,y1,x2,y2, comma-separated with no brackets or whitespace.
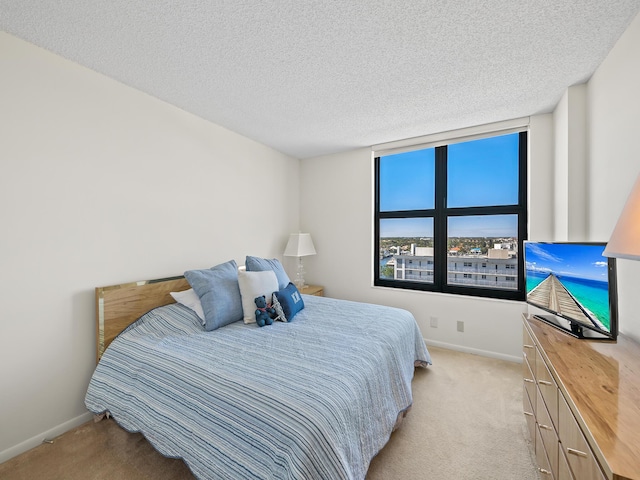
85,295,431,480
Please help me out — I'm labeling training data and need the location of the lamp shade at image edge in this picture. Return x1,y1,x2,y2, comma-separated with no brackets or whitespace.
604,173,640,260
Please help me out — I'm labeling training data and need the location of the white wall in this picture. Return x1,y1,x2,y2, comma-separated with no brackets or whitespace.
586,12,640,342
528,114,555,240
299,117,555,363
553,84,588,241
553,91,570,238
0,33,299,461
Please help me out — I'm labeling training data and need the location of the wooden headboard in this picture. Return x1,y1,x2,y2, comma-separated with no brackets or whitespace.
95,275,191,363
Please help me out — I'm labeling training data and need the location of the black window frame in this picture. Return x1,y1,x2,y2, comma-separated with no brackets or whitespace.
374,131,528,301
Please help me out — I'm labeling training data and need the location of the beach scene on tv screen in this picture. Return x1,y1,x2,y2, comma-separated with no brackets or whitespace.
525,243,611,332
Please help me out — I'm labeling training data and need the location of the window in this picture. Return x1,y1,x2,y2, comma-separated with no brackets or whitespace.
374,131,527,300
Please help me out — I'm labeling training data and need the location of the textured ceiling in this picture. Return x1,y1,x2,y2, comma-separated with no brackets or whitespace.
2,1,639,159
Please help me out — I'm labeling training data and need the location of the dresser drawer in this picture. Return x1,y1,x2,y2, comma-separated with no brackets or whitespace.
558,446,573,480
523,326,536,374
535,347,559,429
558,395,606,480
523,383,536,445
535,426,554,479
537,387,559,477
523,358,537,415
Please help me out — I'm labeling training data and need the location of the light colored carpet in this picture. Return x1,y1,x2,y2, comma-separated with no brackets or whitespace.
0,346,539,480
367,346,539,480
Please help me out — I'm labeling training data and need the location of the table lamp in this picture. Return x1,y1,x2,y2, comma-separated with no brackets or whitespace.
284,233,316,288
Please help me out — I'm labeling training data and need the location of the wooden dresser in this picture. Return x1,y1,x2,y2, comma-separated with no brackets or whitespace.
522,314,640,480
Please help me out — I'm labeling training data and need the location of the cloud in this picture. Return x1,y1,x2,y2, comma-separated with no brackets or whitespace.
525,261,551,273
528,243,563,263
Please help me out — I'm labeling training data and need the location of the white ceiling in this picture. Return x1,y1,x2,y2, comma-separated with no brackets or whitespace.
2,1,639,159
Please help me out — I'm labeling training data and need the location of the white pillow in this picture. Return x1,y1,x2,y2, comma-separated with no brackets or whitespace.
238,269,279,324
170,289,206,325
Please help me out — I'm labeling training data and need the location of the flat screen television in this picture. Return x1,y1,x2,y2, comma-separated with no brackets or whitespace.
524,241,618,340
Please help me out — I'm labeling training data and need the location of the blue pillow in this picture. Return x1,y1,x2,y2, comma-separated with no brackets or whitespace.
273,282,304,321
245,256,291,290
184,260,243,331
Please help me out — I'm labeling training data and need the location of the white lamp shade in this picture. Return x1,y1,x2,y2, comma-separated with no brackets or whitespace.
284,233,317,257
603,173,640,260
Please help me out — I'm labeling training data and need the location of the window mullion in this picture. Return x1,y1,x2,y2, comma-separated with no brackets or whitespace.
434,146,447,289
517,131,528,296
374,156,381,284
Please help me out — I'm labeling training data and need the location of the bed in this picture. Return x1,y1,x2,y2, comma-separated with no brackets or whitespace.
86,272,431,480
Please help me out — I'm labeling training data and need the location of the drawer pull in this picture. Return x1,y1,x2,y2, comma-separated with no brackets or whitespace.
538,380,553,386
524,411,534,417
524,378,535,383
538,467,552,476
539,424,553,431
524,344,535,349
567,447,588,458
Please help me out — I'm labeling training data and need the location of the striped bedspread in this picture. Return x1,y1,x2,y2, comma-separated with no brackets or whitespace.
85,295,431,480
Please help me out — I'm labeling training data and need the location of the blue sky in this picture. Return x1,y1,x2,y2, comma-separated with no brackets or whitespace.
525,243,609,281
380,215,517,237
379,133,520,237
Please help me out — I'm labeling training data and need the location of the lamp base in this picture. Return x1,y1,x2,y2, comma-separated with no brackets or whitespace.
294,257,307,289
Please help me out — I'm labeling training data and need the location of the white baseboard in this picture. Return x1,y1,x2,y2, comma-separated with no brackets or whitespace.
0,411,94,464
424,338,522,364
